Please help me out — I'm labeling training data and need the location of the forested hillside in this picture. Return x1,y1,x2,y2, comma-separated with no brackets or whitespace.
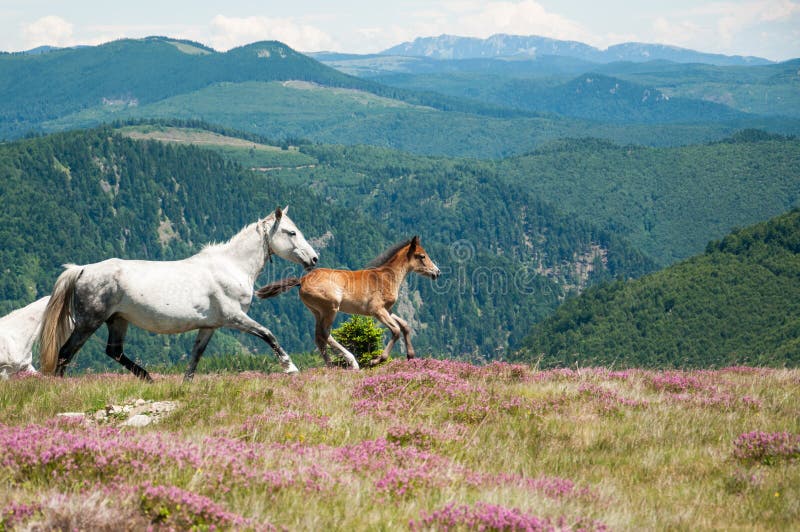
517,209,800,368
0,127,365,367
0,126,654,371
0,37,518,141
337,54,800,119
3,37,799,159
499,134,800,265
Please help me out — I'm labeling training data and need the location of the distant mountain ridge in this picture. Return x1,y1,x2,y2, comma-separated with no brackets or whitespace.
381,34,773,66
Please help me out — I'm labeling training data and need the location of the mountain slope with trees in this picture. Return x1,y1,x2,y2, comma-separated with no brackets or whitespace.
0,37,524,141
3,37,799,158
499,133,800,265
517,209,800,368
0,126,654,371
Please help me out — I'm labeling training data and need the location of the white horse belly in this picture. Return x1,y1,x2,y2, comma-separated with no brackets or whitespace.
113,263,224,333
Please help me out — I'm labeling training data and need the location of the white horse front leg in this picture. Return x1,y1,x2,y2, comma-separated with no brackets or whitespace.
227,313,299,374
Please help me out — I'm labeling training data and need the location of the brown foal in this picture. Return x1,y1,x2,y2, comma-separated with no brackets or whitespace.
256,236,440,368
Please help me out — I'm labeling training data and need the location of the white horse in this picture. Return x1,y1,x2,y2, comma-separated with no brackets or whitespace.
0,296,50,378
38,207,318,381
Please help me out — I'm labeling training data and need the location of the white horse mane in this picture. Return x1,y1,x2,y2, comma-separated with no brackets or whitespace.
198,213,276,255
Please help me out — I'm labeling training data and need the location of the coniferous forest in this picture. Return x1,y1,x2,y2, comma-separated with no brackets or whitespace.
0,37,799,371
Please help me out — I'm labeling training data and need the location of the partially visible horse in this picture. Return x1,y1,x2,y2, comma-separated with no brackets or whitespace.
0,296,50,378
256,236,440,368
38,207,318,381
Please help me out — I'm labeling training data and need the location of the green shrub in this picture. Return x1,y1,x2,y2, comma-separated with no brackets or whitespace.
331,315,386,367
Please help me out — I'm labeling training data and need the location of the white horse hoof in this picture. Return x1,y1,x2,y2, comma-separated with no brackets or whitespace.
283,364,300,374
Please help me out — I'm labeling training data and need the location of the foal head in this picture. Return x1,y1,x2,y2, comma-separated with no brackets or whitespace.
405,236,440,279
266,206,319,270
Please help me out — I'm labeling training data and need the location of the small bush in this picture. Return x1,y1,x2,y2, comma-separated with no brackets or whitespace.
332,315,386,367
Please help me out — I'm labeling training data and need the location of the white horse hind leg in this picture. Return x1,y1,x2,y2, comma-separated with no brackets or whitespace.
227,312,299,373
105,316,153,382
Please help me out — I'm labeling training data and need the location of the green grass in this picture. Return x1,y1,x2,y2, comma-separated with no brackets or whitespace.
1,361,797,530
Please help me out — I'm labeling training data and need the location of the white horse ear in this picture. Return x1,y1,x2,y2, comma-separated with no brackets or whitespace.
283,205,289,215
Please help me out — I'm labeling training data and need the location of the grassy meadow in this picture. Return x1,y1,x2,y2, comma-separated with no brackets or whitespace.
1,360,798,530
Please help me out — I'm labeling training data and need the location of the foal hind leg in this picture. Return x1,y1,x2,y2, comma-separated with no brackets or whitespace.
313,312,332,366
184,328,215,382
327,336,359,369
391,313,415,360
227,313,299,373
105,316,152,382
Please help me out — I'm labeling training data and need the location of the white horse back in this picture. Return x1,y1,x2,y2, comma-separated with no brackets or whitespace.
78,257,250,334
0,296,50,377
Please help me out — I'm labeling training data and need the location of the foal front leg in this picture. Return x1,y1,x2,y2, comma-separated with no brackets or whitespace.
227,313,299,373
373,309,402,364
391,313,415,360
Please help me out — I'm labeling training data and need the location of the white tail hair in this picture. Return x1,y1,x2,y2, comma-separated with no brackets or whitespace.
38,265,82,374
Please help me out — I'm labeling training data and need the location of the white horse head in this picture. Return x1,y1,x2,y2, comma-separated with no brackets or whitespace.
267,206,318,270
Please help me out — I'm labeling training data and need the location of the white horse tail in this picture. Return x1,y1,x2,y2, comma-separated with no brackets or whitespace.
39,265,82,374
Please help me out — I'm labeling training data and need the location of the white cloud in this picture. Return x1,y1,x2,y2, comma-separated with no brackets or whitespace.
207,15,337,52
652,1,800,52
455,0,590,41
22,15,74,49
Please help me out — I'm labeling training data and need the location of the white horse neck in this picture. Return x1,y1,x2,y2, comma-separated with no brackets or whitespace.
198,219,272,283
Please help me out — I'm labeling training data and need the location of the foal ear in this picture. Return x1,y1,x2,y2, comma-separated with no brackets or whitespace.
407,235,419,258
274,206,283,221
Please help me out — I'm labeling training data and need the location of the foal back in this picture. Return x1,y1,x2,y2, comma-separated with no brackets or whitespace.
298,268,393,315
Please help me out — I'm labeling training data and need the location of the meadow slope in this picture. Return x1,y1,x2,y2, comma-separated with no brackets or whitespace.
1,361,798,530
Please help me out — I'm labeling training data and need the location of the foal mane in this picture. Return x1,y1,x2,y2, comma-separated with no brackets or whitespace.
366,238,413,269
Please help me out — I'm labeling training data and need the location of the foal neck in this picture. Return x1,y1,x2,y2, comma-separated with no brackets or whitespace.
377,248,414,286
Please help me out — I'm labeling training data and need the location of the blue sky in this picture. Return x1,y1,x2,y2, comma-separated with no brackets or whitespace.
1,1,798,60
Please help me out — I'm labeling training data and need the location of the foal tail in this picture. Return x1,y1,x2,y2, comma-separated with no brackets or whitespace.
39,265,82,375
256,277,302,299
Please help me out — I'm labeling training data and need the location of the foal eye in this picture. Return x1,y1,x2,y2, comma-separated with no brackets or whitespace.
417,254,426,260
